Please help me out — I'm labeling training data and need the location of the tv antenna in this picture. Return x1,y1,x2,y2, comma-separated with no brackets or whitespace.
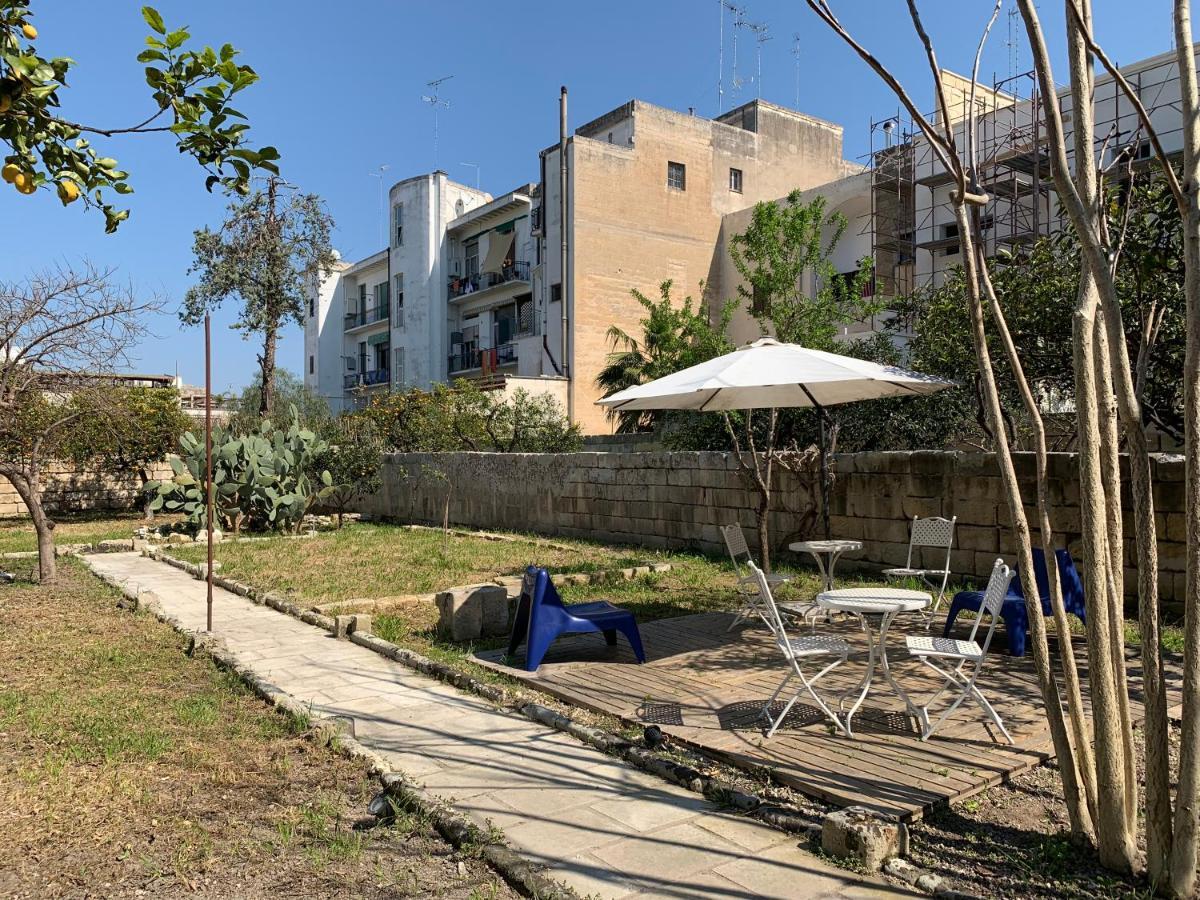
421,75,453,168
724,2,747,100
792,33,801,108
460,162,480,190
368,164,390,247
748,21,771,99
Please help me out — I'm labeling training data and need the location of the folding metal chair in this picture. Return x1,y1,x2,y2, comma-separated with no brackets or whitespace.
722,523,817,632
882,515,956,625
905,557,1015,744
748,561,849,738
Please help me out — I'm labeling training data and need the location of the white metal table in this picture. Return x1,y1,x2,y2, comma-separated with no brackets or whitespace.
789,539,863,593
816,587,930,738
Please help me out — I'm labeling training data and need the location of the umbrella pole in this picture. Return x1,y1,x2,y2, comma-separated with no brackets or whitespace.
816,402,831,540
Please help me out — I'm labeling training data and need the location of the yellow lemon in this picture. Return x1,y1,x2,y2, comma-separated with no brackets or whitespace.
21,23,37,40
13,171,35,194
57,179,80,204
1,163,19,184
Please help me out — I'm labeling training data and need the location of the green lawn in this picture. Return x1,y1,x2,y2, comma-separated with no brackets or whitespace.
0,511,158,555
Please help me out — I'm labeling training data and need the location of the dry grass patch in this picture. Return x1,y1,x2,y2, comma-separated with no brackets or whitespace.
0,510,161,555
0,560,515,899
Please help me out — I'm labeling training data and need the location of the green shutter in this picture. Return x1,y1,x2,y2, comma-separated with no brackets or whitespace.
367,331,389,346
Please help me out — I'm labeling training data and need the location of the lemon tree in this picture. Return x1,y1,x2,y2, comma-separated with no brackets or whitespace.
0,2,277,231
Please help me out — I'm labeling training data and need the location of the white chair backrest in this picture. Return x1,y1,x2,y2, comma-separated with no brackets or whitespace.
722,524,752,569
967,558,1015,652
746,560,791,650
906,515,956,569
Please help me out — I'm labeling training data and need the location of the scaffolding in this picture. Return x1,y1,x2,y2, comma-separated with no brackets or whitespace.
870,49,1190,302
868,113,915,301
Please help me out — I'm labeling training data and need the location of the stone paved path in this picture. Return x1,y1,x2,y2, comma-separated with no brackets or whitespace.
87,553,911,899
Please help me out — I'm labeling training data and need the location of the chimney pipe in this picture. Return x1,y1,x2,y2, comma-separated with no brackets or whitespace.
559,86,571,423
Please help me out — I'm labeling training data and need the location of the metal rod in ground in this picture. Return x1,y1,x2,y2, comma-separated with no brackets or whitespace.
205,313,213,632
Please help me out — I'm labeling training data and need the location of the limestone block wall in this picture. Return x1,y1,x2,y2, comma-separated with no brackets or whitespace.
359,450,1187,611
0,462,170,519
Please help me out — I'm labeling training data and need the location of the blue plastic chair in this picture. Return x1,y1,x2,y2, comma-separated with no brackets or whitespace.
942,549,1086,657
505,566,646,672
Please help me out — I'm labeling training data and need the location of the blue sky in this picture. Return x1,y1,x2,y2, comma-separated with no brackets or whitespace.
3,1,1174,394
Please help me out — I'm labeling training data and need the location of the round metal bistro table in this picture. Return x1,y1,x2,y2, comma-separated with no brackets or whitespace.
788,539,863,593
816,587,930,738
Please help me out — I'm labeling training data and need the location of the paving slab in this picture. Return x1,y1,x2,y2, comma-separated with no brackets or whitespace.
85,552,910,899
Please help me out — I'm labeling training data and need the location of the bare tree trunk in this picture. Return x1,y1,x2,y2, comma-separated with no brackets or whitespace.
258,324,277,418
3,464,56,583
1170,1,1200,894
955,204,1092,835
975,239,1098,832
139,464,156,520
1094,320,1138,836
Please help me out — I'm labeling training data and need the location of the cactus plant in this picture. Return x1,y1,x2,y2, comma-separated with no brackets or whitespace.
145,405,332,534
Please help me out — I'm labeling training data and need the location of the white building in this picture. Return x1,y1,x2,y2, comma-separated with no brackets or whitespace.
306,172,567,413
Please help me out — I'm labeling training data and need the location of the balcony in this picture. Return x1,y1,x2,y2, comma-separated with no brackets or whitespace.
448,261,531,300
344,305,388,331
448,342,517,375
343,369,391,389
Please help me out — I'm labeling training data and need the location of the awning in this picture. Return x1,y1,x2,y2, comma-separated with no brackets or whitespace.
367,331,389,346
481,231,514,274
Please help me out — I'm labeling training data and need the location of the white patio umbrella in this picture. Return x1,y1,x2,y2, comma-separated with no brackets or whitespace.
596,337,954,538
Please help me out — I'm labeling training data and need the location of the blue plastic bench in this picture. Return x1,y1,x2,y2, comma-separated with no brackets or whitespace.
505,566,646,672
943,548,1086,657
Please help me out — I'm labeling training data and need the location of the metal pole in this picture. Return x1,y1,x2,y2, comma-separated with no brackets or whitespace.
205,314,213,632
559,85,571,423
818,406,831,540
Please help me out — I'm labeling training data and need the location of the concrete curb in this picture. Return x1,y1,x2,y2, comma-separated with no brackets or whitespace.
142,548,975,899
82,556,580,900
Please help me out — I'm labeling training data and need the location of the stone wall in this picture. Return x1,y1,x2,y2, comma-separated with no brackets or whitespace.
0,462,170,519
359,450,1188,610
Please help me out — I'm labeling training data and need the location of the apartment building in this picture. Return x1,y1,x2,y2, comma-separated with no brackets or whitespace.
306,97,858,424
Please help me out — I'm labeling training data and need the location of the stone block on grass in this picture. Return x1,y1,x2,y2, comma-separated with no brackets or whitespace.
436,584,508,642
821,805,900,871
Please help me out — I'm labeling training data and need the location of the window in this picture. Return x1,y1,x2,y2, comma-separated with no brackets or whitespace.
374,281,389,316
465,240,479,278
941,222,960,257
308,354,314,375
393,347,405,386
393,273,404,326
729,168,743,193
667,161,686,190
392,202,403,246
608,131,614,143
308,296,315,317
550,283,562,304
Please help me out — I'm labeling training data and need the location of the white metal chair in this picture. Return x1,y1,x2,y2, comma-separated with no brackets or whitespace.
748,561,849,738
905,557,1015,744
882,515,957,623
722,523,817,631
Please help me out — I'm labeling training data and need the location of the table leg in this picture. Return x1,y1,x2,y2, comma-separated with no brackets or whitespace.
877,611,921,722
826,548,845,591
842,616,878,738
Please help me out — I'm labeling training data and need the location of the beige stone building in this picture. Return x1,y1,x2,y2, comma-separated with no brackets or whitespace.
537,98,860,434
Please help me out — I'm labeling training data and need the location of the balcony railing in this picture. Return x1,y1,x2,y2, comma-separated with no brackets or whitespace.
448,342,516,374
343,369,390,389
448,261,531,299
344,305,388,330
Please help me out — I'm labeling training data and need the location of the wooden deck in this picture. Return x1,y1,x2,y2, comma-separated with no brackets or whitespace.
475,611,1180,822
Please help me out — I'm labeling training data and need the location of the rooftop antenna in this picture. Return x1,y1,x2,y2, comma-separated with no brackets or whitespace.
725,2,747,100
460,162,480,190
718,0,724,113
367,164,390,247
792,32,801,108
421,75,453,169
1005,2,1019,79
748,21,771,100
